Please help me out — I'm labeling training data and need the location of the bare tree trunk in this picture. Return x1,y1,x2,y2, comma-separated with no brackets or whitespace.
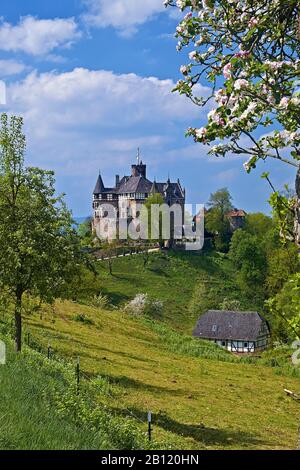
15,288,23,352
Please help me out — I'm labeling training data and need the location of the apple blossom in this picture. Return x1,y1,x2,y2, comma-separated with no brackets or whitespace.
166,0,300,242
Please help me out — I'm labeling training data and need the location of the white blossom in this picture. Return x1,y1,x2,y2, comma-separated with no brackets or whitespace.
234,79,249,90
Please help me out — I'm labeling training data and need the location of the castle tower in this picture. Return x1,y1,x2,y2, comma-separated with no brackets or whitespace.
131,160,146,178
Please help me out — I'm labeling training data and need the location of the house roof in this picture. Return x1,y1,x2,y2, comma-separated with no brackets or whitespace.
228,209,247,217
193,310,268,341
155,182,184,198
117,175,153,194
93,173,185,198
94,162,185,199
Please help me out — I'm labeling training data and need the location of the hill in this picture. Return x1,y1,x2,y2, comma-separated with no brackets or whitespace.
2,250,300,450
19,297,300,450
75,250,263,334
0,335,149,450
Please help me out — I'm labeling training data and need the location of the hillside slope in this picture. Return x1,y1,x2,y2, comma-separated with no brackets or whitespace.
23,299,300,450
0,335,150,450
76,251,259,333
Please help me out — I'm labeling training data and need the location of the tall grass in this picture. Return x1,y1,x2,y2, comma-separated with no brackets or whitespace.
141,319,239,363
0,334,151,450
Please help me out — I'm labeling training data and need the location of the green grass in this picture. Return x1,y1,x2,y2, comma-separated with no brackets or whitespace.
78,250,254,333
20,299,300,450
2,250,300,450
0,335,150,450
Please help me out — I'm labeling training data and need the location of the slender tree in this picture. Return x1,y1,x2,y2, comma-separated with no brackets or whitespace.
206,188,233,251
0,114,83,351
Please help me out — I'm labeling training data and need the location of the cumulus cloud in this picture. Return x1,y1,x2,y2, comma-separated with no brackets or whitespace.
0,59,28,77
0,16,81,56
7,68,207,165
8,67,207,132
4,67,210,212
82,0,166,36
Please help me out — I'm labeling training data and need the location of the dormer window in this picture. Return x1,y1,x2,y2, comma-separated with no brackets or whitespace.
212,325,217,332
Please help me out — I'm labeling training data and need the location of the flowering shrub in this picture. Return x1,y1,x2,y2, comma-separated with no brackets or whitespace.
124,293,164,318
165,0,300,239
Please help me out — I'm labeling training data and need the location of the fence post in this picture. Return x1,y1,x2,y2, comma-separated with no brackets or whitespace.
148,411,152,442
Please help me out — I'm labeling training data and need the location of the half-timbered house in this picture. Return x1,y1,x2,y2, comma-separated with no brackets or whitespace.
193,310,270,353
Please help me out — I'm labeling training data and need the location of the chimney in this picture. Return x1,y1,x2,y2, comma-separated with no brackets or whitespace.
115,174,120,187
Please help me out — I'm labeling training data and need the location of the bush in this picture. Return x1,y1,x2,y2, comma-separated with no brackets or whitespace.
124,294,163,319
219,298,241,311
74,313,94,325
91,293,109,309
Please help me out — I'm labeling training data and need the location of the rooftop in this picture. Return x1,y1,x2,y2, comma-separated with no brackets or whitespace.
193,310,269,341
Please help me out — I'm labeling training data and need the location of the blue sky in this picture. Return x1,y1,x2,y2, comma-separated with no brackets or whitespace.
0,0,296,216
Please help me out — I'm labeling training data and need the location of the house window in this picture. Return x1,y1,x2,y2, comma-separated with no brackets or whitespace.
244,342,248,348
107,194,113,201
222,341,226,347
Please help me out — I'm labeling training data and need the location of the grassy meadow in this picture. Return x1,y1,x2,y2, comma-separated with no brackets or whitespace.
21,300,300,449
1,250,300,450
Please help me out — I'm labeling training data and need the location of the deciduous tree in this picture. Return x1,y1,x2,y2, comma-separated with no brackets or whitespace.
0,114,83,351
165,0,300,241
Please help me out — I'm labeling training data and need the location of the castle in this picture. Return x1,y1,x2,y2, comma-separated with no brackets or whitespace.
92,158,185,240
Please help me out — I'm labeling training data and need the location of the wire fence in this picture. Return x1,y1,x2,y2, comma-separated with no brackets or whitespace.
24,328,151,431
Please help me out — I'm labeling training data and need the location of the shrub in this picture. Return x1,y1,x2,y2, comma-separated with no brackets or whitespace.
124,294,163,319
219,298,241,311
91,293,109,309
74,313,94,325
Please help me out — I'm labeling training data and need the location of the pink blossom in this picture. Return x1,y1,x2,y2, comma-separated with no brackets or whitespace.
223,63,232,79
234,50,250,58
248,17,258,28
180,65,188,75
234,79,249,90
195,127,207,139
279,97,289,109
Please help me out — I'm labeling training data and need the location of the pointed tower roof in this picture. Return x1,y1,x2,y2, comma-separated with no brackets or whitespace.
164,177,172,193
93,173,105,194
150,179,159,194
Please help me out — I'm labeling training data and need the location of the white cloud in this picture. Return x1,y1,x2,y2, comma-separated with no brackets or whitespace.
7,67,209,172
82,0,166,36
4,67,211,213
0,16,81,56
0,59,28,77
